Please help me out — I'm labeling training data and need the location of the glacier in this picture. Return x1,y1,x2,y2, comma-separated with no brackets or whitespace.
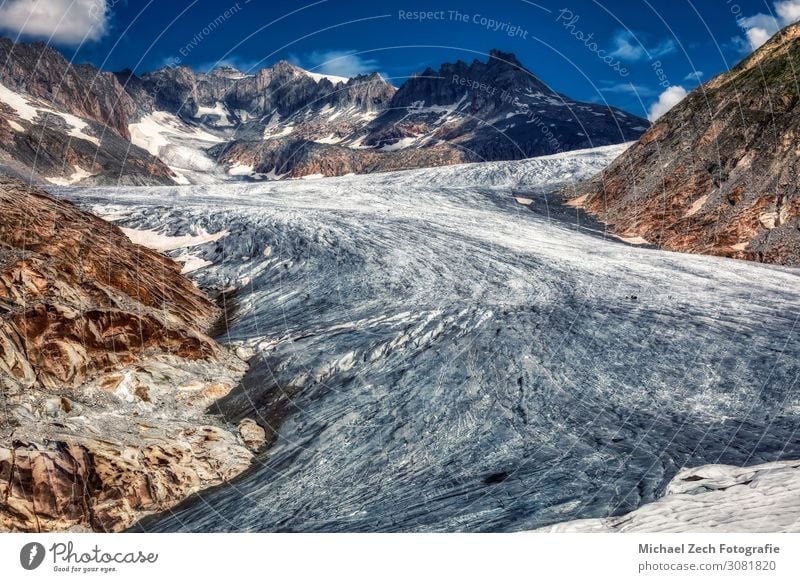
58,143,800,532
540,460,800,532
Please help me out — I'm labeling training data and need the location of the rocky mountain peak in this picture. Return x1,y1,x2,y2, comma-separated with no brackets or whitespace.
208,65,248,79
0,36,137,139
268,60,308,81
488,48,520,62
391,49,551,109
334,72,396,110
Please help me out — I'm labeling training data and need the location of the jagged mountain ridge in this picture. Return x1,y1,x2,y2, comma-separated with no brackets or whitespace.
565,21,800,266
207,50,648,178
0,39,649,183
0,38,177,185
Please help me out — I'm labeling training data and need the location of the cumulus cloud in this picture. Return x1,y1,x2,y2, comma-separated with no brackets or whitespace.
776,0,800,23
292,49,380,78
684,70,704,81
648,86,688,121
737,0,800,52
739,14,781,51
0,0,109,45
609,30,676,61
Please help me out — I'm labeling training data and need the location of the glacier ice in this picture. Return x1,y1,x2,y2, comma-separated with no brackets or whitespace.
59,144,800,532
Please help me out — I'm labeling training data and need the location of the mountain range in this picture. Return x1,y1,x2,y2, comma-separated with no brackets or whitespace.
0,40,648,185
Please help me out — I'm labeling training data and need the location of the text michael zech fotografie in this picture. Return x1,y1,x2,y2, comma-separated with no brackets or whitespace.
639,543,780,557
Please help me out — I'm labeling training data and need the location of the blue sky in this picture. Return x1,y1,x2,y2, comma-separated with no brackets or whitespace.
1,0,798,120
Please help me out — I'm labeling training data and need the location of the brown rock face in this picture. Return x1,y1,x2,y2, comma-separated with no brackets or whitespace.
0,39,178,185
0,177,256,532
238,419,267,452
565,22,800,266
213,137,470,178
2,427,252,533
0,39,136,139
0,175,218,388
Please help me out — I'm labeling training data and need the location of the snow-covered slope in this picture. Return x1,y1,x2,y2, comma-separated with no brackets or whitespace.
129,111,226,184
540,460,800,532
60,145,800,533
297,67,350,85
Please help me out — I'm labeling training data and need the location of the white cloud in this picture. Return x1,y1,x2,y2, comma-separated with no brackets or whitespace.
0,0,109,45
599,81,658,97
648,86,688,121
776,0,800,22
609,30,676,62
684,71,704,81
739,14,780,51
737,0,800,52
293,49,380,78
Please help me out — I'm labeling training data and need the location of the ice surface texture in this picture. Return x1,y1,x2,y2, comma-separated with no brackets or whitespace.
64,145,800,532
541,460,800,532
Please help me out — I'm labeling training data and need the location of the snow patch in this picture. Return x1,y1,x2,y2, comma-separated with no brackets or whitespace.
0,82,99,145
121,226,230,252
6,118,24,132
264,124,294,140
297,67,350,85
615,234,650,246
177,254,213,274
195,102,234,126
314,134,344,145
540,460,800,533
685,194,708,217
378,137,417,151
228,163,255,176
45,165,93,185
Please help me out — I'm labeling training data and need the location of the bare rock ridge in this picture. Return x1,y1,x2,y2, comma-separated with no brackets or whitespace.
565,21,800,266
0,39,649,183
0,176,259,532
0,38,135,139
0,39,177,186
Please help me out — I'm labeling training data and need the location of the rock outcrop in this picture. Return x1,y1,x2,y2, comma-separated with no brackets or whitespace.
0,39,179,186
0,38,136,139
0,177,259,532
564,22,800,266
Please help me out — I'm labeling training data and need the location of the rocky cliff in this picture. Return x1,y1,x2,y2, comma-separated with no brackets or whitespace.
0,38,136,139
0,39,179,186
362,49,646,158
0,176,263,532
565,22,800,266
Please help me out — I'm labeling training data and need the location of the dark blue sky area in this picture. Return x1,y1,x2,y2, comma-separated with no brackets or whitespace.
23,1,793,118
